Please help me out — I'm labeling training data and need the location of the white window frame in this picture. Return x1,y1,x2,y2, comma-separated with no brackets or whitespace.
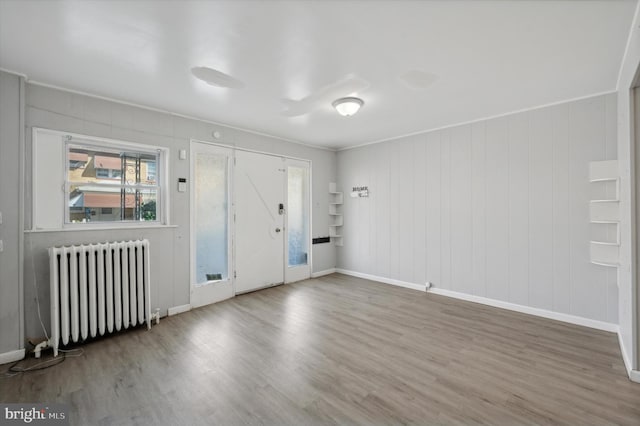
32,128,170,230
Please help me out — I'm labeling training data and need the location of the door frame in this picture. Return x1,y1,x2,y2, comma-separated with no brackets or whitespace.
189,139,312,304
189,141,234,308
633,84,640,372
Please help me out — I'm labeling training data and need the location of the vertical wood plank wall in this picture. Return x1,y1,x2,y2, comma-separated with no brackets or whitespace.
0,72,23,355
336,94,618,325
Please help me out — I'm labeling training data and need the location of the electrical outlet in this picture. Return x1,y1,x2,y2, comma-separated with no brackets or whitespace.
0,211,3,224
0,240,3,252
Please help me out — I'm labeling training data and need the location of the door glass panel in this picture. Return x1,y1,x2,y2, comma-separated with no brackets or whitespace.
287,166,309,266
195,152,228,285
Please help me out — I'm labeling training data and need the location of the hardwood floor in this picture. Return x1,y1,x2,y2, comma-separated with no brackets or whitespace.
2,273,639,425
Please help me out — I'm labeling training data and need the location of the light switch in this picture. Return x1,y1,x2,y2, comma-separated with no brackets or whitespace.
0,240,3,252
179,149,187,160
0,211,2,224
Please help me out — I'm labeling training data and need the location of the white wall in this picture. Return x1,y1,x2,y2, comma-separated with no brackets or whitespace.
337,93,618,327
0,71,24,360
21,83,336,340
616,2,640,376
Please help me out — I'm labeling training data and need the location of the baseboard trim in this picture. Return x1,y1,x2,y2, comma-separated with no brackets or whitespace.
336,269,427,292
335,269,617,332
0,349,25,365
311,268,336,278
167,304,191,317
428,287,618,333
616,331,640,382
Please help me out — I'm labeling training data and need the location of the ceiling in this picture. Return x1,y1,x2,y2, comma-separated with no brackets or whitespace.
0,0,636,150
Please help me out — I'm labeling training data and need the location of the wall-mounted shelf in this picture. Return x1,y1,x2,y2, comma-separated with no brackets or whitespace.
589,160,618,182
588,160,619,268
590,241,620,265
591,260,620,268
329,182,343,246
589,201,620,222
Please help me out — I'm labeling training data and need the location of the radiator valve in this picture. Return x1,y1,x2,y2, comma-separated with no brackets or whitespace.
34,340,51,359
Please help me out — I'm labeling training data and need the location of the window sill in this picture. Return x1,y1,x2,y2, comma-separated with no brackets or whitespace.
26,224,178,233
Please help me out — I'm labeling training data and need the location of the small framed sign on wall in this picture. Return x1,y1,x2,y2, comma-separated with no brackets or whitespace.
351,186,369,197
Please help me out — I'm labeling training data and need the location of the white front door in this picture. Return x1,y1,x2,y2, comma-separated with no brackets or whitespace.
234,150,286,293
190,142,233,308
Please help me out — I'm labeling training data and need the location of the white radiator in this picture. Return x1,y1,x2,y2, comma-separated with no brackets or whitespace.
48,240,152,356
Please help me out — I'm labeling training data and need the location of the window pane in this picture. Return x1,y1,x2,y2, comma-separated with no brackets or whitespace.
68,147,121,184
144,161,156,184
139,188,158,221
68,146,157,185
195,152,228,284
287,166,309,266
68,187,157,223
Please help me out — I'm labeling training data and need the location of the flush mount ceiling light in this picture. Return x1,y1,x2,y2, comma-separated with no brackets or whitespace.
332,97,364,117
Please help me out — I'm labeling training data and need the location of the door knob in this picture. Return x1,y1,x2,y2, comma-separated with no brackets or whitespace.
275,228,281,233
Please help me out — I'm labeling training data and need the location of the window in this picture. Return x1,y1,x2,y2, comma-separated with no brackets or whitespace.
95,168,122,179
32,128,168,229
66,144,160,223
287,166,309,266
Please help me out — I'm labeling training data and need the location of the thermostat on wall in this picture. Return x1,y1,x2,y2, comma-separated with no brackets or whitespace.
178,178,187,192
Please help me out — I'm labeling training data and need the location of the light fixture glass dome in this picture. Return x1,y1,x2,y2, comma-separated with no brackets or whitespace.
332,97,364,117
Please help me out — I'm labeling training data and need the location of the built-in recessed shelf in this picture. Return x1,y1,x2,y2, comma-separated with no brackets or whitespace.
590,198,620,222
590,241,620,265
591,260,620,268
329,182,343,247
589,177,618,183
589,221,620,245
590,241,619,246
588,160,619,268
589,160,618,182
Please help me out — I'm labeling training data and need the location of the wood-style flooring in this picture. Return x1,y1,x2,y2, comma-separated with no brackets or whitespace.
2,273,639,425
